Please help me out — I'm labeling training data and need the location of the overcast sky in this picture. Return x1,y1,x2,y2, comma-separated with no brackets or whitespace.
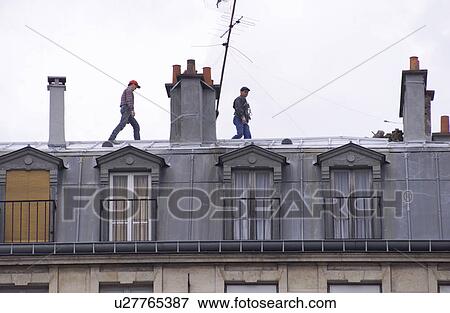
1,0,449,143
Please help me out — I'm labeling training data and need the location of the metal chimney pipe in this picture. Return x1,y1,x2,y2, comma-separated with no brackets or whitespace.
47,76,66,148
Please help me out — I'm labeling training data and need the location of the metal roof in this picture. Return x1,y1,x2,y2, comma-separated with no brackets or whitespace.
1,137,449,155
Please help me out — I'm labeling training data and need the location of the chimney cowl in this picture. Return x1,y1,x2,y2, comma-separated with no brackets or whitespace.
48,76,66,85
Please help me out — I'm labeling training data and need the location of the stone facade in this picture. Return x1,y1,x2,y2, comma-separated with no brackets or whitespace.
1,253,450,292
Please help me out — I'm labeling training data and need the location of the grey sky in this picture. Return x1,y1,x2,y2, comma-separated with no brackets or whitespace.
1,0,449,142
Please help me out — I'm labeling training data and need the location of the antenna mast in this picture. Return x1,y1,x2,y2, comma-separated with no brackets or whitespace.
215,0,238,118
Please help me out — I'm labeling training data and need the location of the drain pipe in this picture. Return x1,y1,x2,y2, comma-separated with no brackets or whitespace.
300,152,304,241
189,150,195,240
75,153,84,242
404,153,412,239
434,153,443,239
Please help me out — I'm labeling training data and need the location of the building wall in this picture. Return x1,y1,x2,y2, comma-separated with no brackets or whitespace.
1,255,450,292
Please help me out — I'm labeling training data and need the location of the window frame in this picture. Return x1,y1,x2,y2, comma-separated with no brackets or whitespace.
315,143,387,240
99,282,153,293
438,282,450,293
96,147,168,242
225,282,278,293
330,167,378,239
218,145,288,241
0,147,65,243
327,282,382,293
230,168,278,240
0,283,49,293
108,172,152,241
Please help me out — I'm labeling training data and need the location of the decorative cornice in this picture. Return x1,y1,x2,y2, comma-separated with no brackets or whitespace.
315,142,388,166
217,144,288,166
0,146,66,169
96,146,168,168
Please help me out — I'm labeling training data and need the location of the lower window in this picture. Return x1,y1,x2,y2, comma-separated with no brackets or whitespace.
328,283,381,293
225,283,278,293
0,283,49,293
438,283,450,293
99,282,153,293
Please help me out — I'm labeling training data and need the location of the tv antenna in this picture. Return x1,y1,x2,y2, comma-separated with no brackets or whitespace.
215,0,239,118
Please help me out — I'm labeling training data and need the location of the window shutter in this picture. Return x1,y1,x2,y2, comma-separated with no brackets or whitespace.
5,170,50,242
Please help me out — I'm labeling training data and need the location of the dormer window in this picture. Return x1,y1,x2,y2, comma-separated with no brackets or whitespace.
96,146,168,241
108,172,153,241
331,168,376,239
231,169,275,240
0,147,65,243
315,143,388,239
218,144,288,240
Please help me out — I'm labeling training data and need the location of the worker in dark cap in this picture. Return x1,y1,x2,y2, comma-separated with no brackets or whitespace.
108,80,141,144
232,86,252,139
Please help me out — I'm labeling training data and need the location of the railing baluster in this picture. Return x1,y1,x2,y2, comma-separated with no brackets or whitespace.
125,199,128,241
114,200,117,241
240,198,243,240
353,196,356,239
44,201,48,242
22,202,25,242
10,203,13,242
263,199,266,240
2,202,4,242
363,197,367,239
339,197,342,239
36,201,39,242
51,201,55,242
24,201,27,242
26,201,29,242
262,198,265,240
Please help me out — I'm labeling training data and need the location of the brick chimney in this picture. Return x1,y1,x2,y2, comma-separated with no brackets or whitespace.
441,115,449,133
399,57,435,142
47,76,66,148
432,115,450,141
165,60,220,144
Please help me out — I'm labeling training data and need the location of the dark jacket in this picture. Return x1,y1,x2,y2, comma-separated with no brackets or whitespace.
233,96,251,121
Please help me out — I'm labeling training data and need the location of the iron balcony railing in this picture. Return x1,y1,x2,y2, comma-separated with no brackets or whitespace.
0,200,56,243
100,198,157,242
323,195,382,240
227,197,281,240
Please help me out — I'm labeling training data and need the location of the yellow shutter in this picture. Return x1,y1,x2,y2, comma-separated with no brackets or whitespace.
5,170,50,242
